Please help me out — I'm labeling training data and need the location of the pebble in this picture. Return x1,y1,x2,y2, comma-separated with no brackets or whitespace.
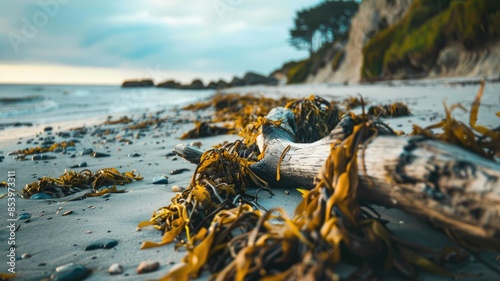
171,185,184,192
70,153,76,158
21,253,31,259
31,193,53,199
65,146,76,151
84,238,118,250
44,126,53,132
190,141,202,148
136,261,160,274
32,154,55,161
285,190,290,195
81,148,93,156
170,168,190,175
128,153,141,157
70,162,87,168
108,263,123,275
164,152,176,157
53,147,64,153
51,264,90,281
17,213,31,220
62,210,73,216
91,152,110,158
152,177,169,184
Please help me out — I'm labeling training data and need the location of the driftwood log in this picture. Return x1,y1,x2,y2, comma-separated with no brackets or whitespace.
174,107,500,243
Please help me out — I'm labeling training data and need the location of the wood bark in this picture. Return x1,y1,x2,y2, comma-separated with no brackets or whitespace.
174,107,500,242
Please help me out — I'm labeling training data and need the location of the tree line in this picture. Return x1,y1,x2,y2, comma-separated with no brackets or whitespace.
289,0,359,56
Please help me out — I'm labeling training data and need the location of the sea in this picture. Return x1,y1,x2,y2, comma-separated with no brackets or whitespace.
0,84,215,140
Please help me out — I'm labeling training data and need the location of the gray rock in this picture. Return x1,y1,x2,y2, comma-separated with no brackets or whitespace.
108,263,123,275
84,239,118,250
51,264,89,281
152,177,168,184
81,148,93,156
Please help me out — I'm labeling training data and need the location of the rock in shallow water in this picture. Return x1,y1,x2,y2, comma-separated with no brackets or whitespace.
84,238,118,251
108,263,123,275
136,261,160,274
32,154,55,161
51,264,89,281
152,177,168,184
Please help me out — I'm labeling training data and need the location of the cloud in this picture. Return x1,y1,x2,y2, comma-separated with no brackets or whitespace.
0,0,320,84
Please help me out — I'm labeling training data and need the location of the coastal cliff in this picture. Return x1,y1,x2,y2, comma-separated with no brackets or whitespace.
294,0,500,84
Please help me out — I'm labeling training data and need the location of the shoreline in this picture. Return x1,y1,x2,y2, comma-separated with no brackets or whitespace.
1,81,499,280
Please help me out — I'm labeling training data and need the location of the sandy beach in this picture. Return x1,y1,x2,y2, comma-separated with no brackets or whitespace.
1,79,500,280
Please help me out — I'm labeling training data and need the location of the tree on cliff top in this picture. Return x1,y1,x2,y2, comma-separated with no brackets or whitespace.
289,0,358,56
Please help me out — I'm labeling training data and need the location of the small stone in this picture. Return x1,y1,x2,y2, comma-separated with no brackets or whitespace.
70,153,76,158
31,193,53,199
79,162,87,167
62,210,73,216
137,261,160,274
55,263,75,272
152,177,168,185
81,148,93,156
128,153,141,157
285,190,290,195
91,151,110,158
171,185,184,192
85,238,118,250
164,152,176,157
190,141,202,148
17,213,31,220
53,147,64,153
170,168,190,175
85,231,92,234
51,264,89,281
108,263,123,275
32,154,55,161
44,126,53,132
21,253,31,259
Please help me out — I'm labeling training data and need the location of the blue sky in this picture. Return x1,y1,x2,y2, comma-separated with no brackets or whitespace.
0,0,321,84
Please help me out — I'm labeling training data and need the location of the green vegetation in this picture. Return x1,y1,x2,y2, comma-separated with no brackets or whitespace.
289,0,358,55
362,0,500,80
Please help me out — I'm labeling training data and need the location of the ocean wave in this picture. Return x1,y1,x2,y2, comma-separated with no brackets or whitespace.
0,99,59,118
0,95,43,104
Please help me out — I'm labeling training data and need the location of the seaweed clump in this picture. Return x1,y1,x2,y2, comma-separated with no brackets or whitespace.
285,95,342,143
22,168,143,199
368,102,412,117
180,122,233,140
9,141,75,156
411,81,499,159
151,113,465,280
182,93,293,137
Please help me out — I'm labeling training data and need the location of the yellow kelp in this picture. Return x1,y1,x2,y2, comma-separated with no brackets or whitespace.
368,102,411,117
285,95,341,143
412,81,500,159
22,168,143,199
10,141,75,156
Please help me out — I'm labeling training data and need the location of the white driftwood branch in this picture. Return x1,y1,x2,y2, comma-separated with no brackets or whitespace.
174,107,500,241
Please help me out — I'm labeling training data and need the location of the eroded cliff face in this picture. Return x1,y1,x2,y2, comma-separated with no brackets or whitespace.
307,0,413,84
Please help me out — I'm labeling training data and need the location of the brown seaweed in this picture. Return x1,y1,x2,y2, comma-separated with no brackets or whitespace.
141,87,498,280
411,81,499,159
368,102,411,117
180,122,233,139
21,168,143,199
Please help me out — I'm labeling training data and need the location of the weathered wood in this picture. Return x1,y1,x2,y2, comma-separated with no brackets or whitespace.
174,107,500,241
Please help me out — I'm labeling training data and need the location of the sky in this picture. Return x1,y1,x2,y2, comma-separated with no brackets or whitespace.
0,0,321,85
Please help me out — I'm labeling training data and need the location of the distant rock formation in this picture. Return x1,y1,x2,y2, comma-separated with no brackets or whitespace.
154,71,277,90
121,79,155,88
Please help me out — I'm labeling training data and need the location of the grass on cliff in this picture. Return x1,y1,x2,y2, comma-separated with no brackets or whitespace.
362,0,500,80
